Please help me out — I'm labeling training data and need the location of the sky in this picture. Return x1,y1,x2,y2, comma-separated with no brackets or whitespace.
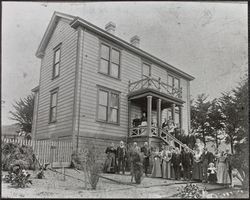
2,1,248,125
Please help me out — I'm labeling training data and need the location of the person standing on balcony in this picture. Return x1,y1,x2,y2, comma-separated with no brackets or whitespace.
162,118,168,129
116,141,127,175
141,142,151,176
132,114,141,127
140,112,147,126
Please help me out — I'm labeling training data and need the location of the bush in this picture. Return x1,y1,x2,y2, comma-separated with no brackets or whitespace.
176,183,205,199
3,164,32,188
2,142,35,171
85,145,102,190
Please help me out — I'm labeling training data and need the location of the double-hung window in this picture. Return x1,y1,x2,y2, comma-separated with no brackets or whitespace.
49,88,58,123
100,43,120,79
168,74,180,93
142,63,151,78
97,87,120,124
52,44,61,79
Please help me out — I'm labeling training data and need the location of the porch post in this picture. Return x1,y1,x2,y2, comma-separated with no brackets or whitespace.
179,105,183,131
128,100,131,137
147,96,152,136
172,103,176,123
157,98,162,136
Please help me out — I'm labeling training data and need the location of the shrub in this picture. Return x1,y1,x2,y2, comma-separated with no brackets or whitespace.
176,183,205,199
2,142,35,171
3,164,32,188
85,145,102,190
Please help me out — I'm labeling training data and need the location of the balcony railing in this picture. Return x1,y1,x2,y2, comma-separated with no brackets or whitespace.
128,76,182,99
129,126,158,137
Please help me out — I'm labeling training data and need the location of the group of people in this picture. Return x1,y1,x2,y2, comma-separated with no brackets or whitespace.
150,142,233,186
103,140,233,186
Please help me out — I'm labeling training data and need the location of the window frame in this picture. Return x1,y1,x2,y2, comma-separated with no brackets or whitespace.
142,62,152,78
49,88,59,123
168,74,180,91
96,85,120,125
99,42,121,80
52,43,62,80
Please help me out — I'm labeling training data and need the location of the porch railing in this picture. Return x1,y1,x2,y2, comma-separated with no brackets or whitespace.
128,126,194,154
129,126,158,137
128,76,182,99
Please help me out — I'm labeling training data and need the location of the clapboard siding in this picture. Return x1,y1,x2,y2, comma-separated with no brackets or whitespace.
35,19,78,139
180,78,189,134
73,29,192,139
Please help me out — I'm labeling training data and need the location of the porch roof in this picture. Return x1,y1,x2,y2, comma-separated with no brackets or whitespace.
127,88,185,106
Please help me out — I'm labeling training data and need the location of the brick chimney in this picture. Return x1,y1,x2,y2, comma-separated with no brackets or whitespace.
105,22,116,34
130,35,140,48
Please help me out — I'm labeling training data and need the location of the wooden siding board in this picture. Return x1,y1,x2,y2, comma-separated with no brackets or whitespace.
35,19,77,139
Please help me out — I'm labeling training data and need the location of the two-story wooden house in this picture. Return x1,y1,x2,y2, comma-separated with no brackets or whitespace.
32,12,195,156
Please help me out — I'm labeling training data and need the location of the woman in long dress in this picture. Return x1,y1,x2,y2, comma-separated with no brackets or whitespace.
103,143,117,173
161,145,172,179
217,151,231,185
151,147,162,178
170,146,176,179
192,148,203,181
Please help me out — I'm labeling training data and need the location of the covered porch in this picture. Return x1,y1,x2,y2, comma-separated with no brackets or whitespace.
127,76,185,145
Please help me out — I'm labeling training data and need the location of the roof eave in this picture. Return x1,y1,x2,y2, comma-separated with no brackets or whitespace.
70,18,195,81
35,12,75,59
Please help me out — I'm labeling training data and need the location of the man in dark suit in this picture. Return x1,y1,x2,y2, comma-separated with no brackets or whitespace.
172,147,182,180
116,141,127,174
225,148,233,184
201,147,214,183
181,145,193,181
141,142,151,176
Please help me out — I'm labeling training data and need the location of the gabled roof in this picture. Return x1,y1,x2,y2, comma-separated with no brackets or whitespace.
36,11,195,81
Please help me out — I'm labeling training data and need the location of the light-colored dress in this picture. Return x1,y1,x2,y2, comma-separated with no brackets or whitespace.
151,152,162,178
217,156,230,184
161,150,172,179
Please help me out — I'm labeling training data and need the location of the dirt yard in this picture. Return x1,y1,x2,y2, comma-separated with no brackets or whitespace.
1,169,249,198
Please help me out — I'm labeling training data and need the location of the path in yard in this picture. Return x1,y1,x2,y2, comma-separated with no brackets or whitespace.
1,169,247,198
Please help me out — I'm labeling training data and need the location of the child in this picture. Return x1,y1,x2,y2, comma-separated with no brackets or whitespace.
207,162,217,183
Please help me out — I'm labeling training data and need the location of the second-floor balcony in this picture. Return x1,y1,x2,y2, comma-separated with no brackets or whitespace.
128,76,182,100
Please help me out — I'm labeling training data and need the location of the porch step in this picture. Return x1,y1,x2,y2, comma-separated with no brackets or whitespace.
159,129,194,154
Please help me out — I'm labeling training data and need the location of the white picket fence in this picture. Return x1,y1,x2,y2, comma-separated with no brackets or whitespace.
1,137,74,168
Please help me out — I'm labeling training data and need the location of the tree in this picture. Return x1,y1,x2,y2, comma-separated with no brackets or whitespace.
219,92,243,154
9,94,34,140
190,93,212,145
207,98,225,148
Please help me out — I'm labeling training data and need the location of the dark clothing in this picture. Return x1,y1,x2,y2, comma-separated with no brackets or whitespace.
133,118,141,127
181,151,193,180
141,116,147,122
207,169,217,183
116,146,127,174
104,147,117,173
172,153,182,179
162,122,168,129
141,146,151,175
225,153,232,183
201,151,214,182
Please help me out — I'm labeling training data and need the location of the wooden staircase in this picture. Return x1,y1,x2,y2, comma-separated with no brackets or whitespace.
159,129,195,154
